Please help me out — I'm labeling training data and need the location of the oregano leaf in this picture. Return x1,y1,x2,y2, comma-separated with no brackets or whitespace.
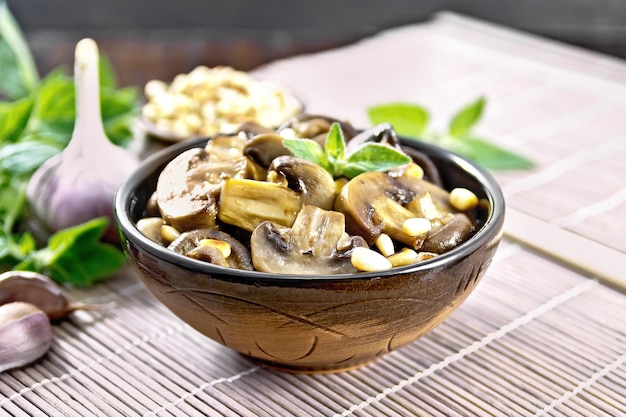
368,103,429,137
283,138,332,172
453,137,534,170
324,122,345,163
342,143,411,178
448,96,485,138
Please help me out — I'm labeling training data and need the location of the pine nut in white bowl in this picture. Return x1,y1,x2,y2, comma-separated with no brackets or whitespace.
141,66,303,143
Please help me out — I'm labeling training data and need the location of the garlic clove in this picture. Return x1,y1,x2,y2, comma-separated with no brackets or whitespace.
0,271,70,319
0,270,91,320
0,302,53,373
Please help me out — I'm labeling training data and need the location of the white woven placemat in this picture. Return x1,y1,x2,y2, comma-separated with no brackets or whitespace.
2,12,626,417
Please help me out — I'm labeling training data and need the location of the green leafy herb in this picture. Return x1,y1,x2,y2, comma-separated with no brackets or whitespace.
14,218,126,286
0,0,39,100
367,97,533,170
448,96,485,138
325,122,345,163
283,122,411,178
368,102,429,137
0,5,138,286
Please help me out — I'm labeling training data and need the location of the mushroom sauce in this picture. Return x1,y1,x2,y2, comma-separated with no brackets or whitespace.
136,115,480,274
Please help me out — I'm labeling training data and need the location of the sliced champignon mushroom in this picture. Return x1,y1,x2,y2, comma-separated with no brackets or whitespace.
217,178,303,232
168,228,254,270
144,191,160,217
397,176,455,220
156,148,249,231
277,114,359,145
204,134,246,163
345,123,402,154
421,213,474,254
237,121,275,138
250,205,367,274
268,155,336,210
394,174,475,253
334,171,425,249
242,133,291,170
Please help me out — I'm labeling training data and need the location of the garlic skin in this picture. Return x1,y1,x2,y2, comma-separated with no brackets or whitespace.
26,38,139,243
0,271,82,320
27,145,137,243
0,302,53,373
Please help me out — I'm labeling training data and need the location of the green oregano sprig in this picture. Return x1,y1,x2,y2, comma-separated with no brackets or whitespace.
367,97,533,170
283,122,411,179
0,3,136,286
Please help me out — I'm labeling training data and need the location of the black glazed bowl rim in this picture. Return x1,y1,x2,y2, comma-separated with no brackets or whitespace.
114,135,505,284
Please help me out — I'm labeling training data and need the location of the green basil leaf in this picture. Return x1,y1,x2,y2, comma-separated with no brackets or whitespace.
17,231,36,255
283,138,332,172
27,70,76,135
0,141,61,175
100,86,139,145
342,143,411,178
324,122,345,163
448,137,534,170
0,96,33,143
27,71,138,146
98,54,118,89
0,231,9,260
367,103,429,137
46,243,126,286
46,217,108,253
0,1,39,100
0,175,23,216
448,97,485,138
29,217,125,286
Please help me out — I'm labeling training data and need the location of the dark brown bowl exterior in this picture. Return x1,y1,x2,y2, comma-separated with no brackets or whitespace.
114,137,505,373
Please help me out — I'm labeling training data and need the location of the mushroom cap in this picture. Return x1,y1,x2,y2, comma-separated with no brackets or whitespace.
156,147,248,231
344,123,402,154
421,213,474,254
168,228,254,270
250,205,367,274
268,155,336,210
334,171,419,247
336,171,475,252
278,114,359,145
203,134,246,163
242,132,291,169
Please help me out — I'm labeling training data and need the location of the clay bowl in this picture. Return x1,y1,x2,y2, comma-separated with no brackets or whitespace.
114,136,505,373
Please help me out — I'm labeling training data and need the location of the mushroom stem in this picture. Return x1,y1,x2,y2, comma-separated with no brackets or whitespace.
250,205,367,274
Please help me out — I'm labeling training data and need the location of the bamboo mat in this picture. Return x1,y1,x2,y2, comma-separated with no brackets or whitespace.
2,12,626,417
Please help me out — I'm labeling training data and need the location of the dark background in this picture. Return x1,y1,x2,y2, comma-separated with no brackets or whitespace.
9,0,626,87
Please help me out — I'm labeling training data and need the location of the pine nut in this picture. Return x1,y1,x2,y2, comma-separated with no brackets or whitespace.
144,79,168,99
351,247,392,272
334,177,348,194
449,187,479,211
142,66,302,138
402,217,432,237
160,225,181,244
416,252,438,262
404,163,424,179
375,234,395,257
136,217,165,244
387,248,419,267
387,249,439,267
